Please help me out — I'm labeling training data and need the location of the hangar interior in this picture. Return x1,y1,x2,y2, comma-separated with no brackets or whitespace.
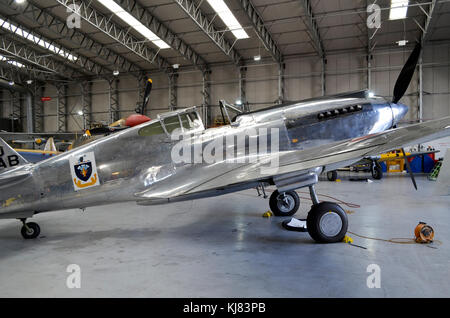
1,0,450,298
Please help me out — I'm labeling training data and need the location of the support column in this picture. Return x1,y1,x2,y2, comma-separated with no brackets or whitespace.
108,79,119,124
34,85,45,133
56,84,67,132
0,89,3,119
277,63,285,104
81,81,92,129
418,56,423,123
168,72,178,111
367,54,372,90
25,93,33,133
367,8,373,91
202,69,211,127
239,66,247,111
10,90,21,132
321,58,326,96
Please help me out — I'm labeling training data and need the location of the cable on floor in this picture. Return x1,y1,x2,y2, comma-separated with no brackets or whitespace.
261,189,361,209
347,231,442,246
296,191,361,209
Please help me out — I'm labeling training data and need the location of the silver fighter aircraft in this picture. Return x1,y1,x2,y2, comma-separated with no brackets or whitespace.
1,43,450,242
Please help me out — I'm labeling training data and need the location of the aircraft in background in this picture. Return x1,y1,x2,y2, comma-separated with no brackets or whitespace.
14,137,61,163
1,43,450,243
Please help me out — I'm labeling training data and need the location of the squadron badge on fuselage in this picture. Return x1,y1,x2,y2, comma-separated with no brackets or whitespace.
70,152,100,191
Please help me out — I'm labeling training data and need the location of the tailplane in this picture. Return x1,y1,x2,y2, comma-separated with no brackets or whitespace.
0,137,29,173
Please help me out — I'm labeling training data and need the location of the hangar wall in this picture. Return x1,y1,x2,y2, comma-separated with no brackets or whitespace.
1,43,449,132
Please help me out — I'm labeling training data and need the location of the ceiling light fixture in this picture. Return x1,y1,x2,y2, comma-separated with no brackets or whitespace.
97,0,170,49
254,55,261,61
397,39,408,46
206,0,249,39
113,70,119,76
8,80,14,86
26,79,33,84
389,0,409,20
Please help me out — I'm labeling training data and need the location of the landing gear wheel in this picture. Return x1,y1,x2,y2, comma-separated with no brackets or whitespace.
21,222,40,239
269,190,300,216
306,202,348,243
327,170,338,181
371,162,383,180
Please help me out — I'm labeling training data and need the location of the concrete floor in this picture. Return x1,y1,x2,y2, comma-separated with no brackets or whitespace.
0,173,449,297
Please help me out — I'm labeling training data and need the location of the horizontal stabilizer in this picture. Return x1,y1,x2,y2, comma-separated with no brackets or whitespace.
0,137,28,173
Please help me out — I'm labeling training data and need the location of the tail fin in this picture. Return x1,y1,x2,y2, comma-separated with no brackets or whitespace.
0,138,29,173
43,137,57,152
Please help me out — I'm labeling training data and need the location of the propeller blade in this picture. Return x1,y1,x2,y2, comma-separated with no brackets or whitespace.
140,78,152,114
401,148,418,190
392,43,421,104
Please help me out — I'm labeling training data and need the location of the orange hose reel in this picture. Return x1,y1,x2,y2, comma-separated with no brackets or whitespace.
414,222,435,243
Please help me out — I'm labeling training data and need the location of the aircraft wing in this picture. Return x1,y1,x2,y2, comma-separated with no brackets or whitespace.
0,132,80,141
181,116,450,194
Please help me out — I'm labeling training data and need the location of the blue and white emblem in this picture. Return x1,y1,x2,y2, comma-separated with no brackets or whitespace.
70,152,100,191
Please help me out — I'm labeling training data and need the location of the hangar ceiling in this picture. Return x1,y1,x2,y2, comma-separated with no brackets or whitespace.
0,0,449,84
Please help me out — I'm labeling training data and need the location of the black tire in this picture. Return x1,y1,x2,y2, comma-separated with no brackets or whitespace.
21,222,40,239
269,190,300,216
372,163,383,180
327,170,338,181
306,202,348,243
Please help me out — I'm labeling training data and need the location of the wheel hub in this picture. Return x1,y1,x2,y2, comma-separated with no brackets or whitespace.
277,194,295,213
319,211,342,237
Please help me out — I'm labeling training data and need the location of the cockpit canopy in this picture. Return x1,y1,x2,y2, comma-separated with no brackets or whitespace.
138,107,204,137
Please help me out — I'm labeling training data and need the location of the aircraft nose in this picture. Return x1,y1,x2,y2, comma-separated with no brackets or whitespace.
391,103,409,126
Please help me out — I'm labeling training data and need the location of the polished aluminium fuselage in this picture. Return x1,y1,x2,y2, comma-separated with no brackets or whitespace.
0,93,407,218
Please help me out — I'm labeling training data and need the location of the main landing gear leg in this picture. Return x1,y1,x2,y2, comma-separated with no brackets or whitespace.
306,185,348,243
19,218,40,239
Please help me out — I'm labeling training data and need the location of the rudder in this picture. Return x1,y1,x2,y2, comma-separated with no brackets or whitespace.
0,138,28,172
